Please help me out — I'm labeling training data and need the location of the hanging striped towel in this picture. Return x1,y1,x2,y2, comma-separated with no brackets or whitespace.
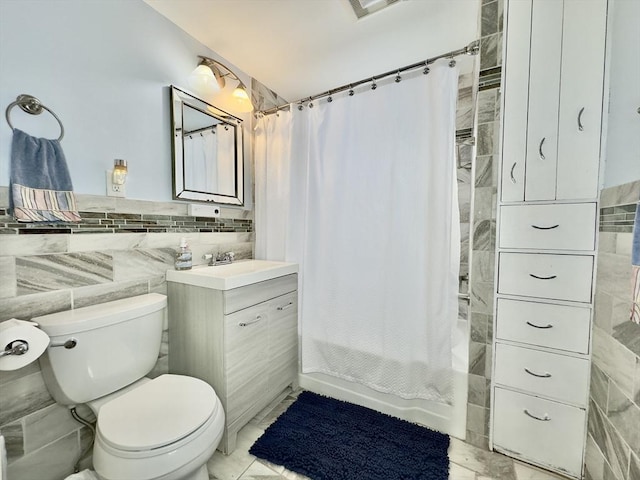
631,202,640,324
9,129,81,223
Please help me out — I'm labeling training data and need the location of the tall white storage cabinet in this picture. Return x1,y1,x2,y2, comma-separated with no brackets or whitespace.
491,1,608,478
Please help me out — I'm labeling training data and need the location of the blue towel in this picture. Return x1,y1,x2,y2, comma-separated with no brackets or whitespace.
9,128,80,222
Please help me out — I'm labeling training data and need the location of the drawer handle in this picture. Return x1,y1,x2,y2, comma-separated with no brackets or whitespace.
529,274,557,280
524,367,552,378
277,301,294,311
577,106,585,131
531,224,559,230
509,162,517,184
538,137,546,160
239,315,263,327
524,409,551,422
526,321,553,329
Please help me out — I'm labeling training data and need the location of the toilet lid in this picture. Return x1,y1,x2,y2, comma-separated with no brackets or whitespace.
97,374,219,451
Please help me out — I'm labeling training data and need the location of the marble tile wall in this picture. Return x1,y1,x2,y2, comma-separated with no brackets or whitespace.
0,190,255,480
585,180,640,480
464,0,502,450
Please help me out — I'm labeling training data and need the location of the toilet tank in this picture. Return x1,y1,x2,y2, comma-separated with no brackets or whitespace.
34,294,167,406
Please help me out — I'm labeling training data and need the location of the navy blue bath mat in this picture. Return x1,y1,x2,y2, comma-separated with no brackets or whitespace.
249,391,450,480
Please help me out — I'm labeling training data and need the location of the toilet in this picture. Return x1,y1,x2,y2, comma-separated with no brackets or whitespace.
33,293,224,480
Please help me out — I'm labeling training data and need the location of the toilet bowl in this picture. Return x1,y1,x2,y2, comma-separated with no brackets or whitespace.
92,375,224,480
34,294,225,480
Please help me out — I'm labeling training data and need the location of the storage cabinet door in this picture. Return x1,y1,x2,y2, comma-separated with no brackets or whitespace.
556,0,607,200
524,0,564,201
500,0,531,202
224,302,270,423
268,291,298,392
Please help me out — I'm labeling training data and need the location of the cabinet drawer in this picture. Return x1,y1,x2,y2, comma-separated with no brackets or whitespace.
493,387,585,478
498,253,593,302
224,274,297,314
499,203,596,250
496,298,591,354
494,343,589,406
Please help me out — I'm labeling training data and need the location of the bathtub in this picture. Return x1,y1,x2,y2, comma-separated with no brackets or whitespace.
298,318,470,439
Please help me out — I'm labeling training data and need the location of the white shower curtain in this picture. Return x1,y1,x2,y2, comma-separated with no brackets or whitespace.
256,63,460,402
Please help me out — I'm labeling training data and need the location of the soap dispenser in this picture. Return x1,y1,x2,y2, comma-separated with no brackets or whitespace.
175,237,192,270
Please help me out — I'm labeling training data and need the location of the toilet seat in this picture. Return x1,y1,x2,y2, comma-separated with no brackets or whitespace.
97,374,219,452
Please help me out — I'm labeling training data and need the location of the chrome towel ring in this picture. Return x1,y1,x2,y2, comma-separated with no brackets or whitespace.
5,94,65,141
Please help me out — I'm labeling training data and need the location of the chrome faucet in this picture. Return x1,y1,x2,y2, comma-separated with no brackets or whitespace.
203,251,235,266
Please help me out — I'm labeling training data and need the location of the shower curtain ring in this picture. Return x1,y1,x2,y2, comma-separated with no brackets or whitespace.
371,78,377,90
348,85,354,96
423,66,430,75
449,59,456,67
395,71,402,83
327,96,333,103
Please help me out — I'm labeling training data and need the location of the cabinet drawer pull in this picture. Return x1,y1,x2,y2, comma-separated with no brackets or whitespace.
524,409,551,422
524,367,552,378
239,315,263,327
277,301,294,311
538,137,546,160
529,273,557,280
577,107,585,131
526,321,553,329
509,162,517,184
531,224,559,230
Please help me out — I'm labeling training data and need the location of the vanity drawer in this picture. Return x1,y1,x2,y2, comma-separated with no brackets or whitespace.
498,253,593,302
493,387,585,478
224,274,297,314
496,298,591,353
494,343,589,406
499,203,596,251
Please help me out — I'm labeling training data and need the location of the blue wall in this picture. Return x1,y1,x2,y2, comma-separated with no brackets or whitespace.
0,0,252,205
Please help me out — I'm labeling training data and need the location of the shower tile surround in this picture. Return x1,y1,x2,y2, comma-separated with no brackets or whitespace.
0,188,254,478
464,0,503,450
585,181,640,480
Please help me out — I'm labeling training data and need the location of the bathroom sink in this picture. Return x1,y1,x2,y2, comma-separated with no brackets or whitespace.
166,260,298,290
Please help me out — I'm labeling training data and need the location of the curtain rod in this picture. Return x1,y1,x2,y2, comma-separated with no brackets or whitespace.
258,39,479,116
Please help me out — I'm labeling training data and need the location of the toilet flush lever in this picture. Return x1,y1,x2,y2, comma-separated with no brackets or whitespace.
50,338,78,349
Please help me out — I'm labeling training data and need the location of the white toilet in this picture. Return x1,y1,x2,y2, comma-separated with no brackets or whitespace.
34,293,224,480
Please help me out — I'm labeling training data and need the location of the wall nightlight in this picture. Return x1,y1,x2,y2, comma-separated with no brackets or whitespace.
107,159,127,197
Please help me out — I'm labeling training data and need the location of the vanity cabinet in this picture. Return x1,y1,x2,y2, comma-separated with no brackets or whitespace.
500,0,607,202
167,273,298,454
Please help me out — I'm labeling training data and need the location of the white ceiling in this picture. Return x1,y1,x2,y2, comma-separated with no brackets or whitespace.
144,0,480,102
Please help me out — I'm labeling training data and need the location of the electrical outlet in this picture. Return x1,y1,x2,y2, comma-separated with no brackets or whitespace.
106,171,126,198
188,204,221,217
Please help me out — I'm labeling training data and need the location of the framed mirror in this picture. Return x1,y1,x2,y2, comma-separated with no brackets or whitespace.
170,86,244,205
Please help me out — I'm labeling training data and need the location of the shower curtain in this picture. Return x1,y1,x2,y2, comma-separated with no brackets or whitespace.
256,63,460,402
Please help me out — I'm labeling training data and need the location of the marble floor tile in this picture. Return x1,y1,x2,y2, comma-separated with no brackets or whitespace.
208,392,570,480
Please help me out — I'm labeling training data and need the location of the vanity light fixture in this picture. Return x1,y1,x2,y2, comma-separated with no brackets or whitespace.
189,56,254,112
